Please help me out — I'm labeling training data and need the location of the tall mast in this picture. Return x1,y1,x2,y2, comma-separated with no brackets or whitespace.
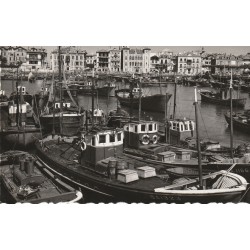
138,77,142,121
58,46,63,135
165,92,168,143
173,77,177,120
52,72,55,137
230,69,234,159
16,67,20,127
129,74,134,120
91,69,95,126
194,87,203,189
159,70,162,95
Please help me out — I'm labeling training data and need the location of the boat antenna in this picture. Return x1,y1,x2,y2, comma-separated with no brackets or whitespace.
194,87,203,189
173,77,177,120
230,69,234,159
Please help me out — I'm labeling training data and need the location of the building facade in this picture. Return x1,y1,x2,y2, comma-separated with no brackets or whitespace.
176,52,202,75
210,54,243,75
51,47,86,72
109,48,121,72
121,47,151,73
96,50,109,72
25,47,47,71
85,54,96,69
0,46,27,67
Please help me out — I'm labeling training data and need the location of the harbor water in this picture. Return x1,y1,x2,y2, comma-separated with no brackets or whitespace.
2,79,250,148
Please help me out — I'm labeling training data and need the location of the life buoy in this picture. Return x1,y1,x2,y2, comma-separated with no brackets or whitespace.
80,141,86,151
152,135,158,144
141,134,150,145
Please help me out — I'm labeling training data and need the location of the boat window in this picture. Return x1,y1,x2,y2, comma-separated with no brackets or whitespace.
180,124,183,132
109,134,115,143
99,134,106,143
117,133,122,141
149,124,153,131
154,123,157,130
141,124,146,131
184,122,189,131
190,122,193,130
135,125,138,133
92,136,96,146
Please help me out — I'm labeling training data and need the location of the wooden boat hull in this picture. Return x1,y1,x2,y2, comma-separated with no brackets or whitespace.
35,142,247,203
116,93,172,113
40,114,83,136
0,127,41,148
0,151,82,204
200,92,246,108
224,113,250,134
97,86,115,97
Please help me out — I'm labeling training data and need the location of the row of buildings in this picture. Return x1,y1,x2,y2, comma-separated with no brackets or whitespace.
0,46,47,71
1,46,250,75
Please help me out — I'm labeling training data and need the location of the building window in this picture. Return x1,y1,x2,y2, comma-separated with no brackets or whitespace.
180,58,183,62
180,64,182,68
99,134,106,143
80,56,83,60
76,56,78,60
135,125,138,133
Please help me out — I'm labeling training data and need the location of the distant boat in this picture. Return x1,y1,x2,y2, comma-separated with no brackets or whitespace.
115,87,172,113
224,110,250,134
199,89,246,108
0,151,83,203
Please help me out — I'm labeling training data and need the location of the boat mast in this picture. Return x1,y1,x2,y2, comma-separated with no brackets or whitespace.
230,69,234,159
138,77,142,121
16,67,20,127
173,77,177,120
91,69,95,127
165,91,168,143
159,70,162,95
129,74,134,120
52,72,56,137
58,46,63,135
194,87,203,189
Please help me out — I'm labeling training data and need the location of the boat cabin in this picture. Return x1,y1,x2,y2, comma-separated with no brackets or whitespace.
54,102,71,109
17,86,26,95
167,119,195,145
80,128,124,166
124,121,159,149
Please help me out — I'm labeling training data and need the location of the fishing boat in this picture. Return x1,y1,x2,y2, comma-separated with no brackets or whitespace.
115,87,172,113
9,86,33,106
97,82,116,97
0,85,41,148
39,47,85,136
0,151,83,203
224,110,250,134
199,89,246,108
35,126,248,203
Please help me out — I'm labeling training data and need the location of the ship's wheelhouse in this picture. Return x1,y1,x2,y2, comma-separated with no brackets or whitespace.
168,120,195,132
124,121,158,134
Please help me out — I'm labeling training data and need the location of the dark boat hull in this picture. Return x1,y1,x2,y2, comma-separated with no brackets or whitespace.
200,92,246,108
0,127,41,148
116,93,172,113
35,142,245,203
40,114,83,136
97,86,115,97
225,113,250,134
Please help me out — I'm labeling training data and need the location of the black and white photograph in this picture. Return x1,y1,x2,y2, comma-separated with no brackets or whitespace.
1,0,250,250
